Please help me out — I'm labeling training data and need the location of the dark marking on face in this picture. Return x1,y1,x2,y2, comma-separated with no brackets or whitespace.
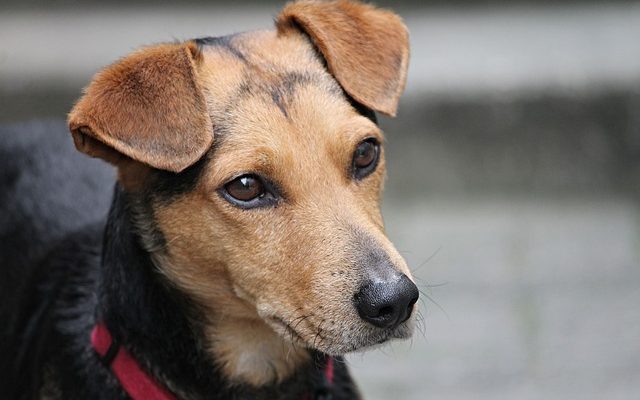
129,194,167,254
268,72,315,119
129,125,237,255
127,153,214,254
271,87,289,118
234,70,346,122
227,71,325,119
195,34,247,63
148,153,209,204
346,94,378,124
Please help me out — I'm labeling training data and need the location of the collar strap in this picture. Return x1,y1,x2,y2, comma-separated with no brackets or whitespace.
304,355,335,400
91,322,334,400
91,322,177,400
316,356,335,400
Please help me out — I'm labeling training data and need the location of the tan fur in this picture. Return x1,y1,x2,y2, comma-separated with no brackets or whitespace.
68,0,414,387
152,79,412,384
277,0,410,116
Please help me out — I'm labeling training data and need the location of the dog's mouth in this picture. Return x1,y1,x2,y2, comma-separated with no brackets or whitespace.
268,316,308,344
265,313,414,355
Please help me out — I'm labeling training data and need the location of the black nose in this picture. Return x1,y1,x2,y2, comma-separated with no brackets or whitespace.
354,274,419,329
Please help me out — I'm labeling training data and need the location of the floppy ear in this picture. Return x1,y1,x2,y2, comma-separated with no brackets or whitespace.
68,42,212,173
276,0,409,117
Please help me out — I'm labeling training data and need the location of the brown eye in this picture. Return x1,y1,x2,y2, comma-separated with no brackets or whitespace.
224,175,264,202
352,139,380,180
220,174,279,209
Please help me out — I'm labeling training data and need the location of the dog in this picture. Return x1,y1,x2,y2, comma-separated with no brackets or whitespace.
0,1,418,398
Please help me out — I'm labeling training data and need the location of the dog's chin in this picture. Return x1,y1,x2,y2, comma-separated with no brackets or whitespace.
348,321,415,354
329,319,416,355
264,313,417,356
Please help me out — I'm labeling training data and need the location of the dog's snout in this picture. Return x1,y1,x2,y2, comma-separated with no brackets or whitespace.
354,274,419,329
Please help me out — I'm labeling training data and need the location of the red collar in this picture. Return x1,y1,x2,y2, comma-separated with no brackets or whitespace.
91,322,334,400
91,322,177,400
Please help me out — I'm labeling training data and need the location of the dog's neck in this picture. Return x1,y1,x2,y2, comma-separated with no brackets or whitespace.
100,185,220,398
98,185,328,399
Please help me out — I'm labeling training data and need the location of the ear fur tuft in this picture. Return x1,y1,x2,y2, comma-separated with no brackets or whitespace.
68,42,212,173
277,0,410,116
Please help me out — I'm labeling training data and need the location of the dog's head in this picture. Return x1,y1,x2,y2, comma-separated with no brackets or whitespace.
69,0,417,385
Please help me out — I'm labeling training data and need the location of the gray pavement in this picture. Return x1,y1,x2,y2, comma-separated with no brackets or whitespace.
2,3,640,94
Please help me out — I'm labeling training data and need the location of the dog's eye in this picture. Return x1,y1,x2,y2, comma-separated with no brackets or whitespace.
225,175,264,201
221,174,278,209
352,138,380,180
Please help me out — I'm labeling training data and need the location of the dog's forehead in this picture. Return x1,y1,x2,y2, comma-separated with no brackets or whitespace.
194,29,374,160
196,30,337,113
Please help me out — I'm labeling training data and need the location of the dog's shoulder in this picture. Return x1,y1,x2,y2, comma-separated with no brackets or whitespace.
0,119,115,245
0,120,116,399
0,120,114,307
1,221,110,400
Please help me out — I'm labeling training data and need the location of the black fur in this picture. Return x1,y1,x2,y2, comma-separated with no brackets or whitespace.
195,35,248,63
0,121,360,399
149,154,208,204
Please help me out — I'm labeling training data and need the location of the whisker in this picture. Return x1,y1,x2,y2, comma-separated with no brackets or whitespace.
414,277,449,289
418,289,449,320
313,319,326,349
377,345,391,357
415,310,427,339
293,314,312,334
412,246,442,272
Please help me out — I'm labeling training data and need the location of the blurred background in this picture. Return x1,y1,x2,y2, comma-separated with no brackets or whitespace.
2,0,639,399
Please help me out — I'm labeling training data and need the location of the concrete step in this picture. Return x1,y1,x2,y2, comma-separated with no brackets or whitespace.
1,3,639,94
382,89,640,199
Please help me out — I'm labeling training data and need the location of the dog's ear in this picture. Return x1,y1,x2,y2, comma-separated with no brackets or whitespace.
276,0,409,117
68,42,212,173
